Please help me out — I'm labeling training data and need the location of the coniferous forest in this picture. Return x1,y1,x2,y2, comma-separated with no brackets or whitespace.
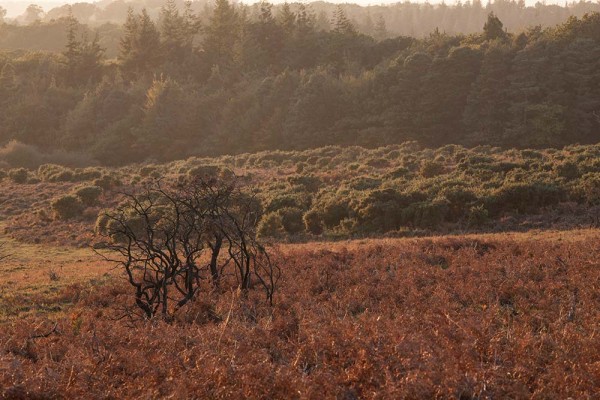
1,1,600,166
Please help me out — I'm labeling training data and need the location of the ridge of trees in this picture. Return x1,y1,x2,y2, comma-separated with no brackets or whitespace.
1,4,600,165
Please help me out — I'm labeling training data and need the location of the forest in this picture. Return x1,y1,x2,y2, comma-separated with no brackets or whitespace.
1,1,600,166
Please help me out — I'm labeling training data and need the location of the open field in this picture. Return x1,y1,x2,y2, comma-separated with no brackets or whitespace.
0,228,598,398
0,224,113,321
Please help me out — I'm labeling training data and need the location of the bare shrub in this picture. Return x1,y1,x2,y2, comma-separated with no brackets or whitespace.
97,175,279,320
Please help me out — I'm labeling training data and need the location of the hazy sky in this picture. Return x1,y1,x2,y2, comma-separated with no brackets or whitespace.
0,0,568,18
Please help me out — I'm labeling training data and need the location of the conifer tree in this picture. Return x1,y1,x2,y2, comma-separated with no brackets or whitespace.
203,0,239,69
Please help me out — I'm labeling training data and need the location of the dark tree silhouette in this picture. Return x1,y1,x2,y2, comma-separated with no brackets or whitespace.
97,175,279,320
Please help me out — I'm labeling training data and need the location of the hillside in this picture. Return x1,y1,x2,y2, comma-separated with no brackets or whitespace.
1,143,599,248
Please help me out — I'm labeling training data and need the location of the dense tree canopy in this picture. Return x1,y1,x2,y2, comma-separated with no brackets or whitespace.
1,3,600,165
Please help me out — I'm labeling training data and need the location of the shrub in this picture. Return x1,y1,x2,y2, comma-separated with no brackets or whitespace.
258,212,285,238
467,205,489,227
438,186,478,221
38,164,74,182
73,167,103,181
94,212,111,234
140,165,157,177
303,209,323,235
554,161,580,179
278,207,304,235
346,177,381,191
488,182,565,215
420,160,445,178
385,167,410,179
573,173,600,205
264,192,311,213
93,174,121,190
8,168,28,183
99,177,278,319
356,189,427,232
74,185,103,207
366,158,390,168
52,195,84,220
287,175,322,193
401,199,449,228
319,199,351,229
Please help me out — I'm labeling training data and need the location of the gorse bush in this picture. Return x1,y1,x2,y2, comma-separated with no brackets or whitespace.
74,185,103,207
258,212,285,238
8,168,28,184
7,142,600,241
52,195,84,220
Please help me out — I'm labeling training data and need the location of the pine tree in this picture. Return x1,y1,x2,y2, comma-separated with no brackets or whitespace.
278,3,296,37
63,11,81,85
332,6,356,36
483,12,506,41
203,0,239,69
119,7,139,74
374,15,388,41
79,31,105,84
119,8,161,79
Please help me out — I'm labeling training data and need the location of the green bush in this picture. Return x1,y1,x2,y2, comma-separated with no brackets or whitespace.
467,205,489,227
74,185,103,207
554,161,580,179
93,174,121,190
52,195,84,220
438,186,477,221
287,175,322,193
37,164,74,182
401,199,449,228
487,182,565,215
573,173,600,205
420,160,445,178
73,167,103,181
303,209,323,235
356,189,427,232
258,212,285,238
95,212,111,234
278,207,304,235
140,165,158,177
264,192,311,213
187,165,221,179
8,168,28,183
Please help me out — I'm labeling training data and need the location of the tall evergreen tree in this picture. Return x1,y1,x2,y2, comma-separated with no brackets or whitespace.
483,12,507,41
203,0,239,69
119,8,161,79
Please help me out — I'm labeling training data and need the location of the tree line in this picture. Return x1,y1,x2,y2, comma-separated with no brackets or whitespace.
1,1,600,165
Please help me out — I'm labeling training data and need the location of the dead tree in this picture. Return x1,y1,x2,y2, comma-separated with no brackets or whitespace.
97,175,279,320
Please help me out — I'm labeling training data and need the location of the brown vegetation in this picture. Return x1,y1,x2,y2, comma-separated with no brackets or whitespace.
0,230,598,398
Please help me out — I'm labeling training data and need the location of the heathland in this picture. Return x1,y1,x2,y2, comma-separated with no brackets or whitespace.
1,1,600,398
